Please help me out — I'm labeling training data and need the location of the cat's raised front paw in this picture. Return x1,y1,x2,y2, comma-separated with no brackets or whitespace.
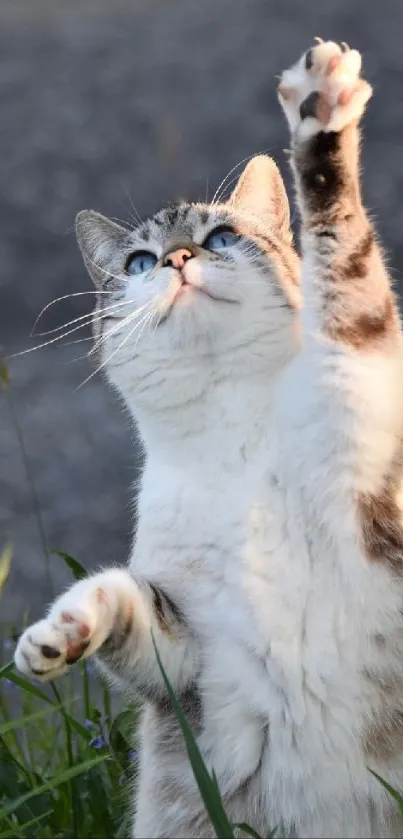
278,40,372,137
14,577,121,682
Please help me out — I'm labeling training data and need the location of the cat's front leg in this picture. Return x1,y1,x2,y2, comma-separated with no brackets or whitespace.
14,569,199,698
14,570,132,681
276,40,398,353
277,41,403,502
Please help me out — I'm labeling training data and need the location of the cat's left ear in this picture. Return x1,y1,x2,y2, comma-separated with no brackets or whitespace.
229,155,292,243
75,210,130,288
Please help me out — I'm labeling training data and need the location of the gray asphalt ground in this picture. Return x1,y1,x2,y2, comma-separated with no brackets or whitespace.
1,0,403,625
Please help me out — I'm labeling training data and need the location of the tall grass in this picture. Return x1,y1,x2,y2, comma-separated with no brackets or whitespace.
0,556,137,838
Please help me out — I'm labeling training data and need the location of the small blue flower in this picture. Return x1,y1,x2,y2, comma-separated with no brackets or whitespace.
3,679,15,688
128,749,138,763
84,719,94,731
89,735,106,750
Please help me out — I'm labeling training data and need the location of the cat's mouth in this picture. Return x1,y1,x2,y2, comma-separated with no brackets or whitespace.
157,281,239,326
177,283,236,304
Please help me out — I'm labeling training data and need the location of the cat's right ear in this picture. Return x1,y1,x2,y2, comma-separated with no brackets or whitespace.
229,155,292,243
75,210,130,288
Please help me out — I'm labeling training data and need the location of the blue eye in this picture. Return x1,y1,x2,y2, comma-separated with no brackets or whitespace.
204,227,240,252
126,251,158,276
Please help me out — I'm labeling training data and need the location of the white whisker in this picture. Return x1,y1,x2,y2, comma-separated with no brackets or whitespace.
213,172,246,205
123,188,143,227
210,148,274,206
31,290,118,336
34,296,138,337
76,305,155,390
211,156,255,206
7,320,104,360
85,256,128,284
89,301,151,356
63,336,93,348
109,215,132,229
132,311,155,351
8,298,145,360
64,350,94,364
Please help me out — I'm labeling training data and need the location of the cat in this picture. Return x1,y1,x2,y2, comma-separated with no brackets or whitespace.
15,40,403,838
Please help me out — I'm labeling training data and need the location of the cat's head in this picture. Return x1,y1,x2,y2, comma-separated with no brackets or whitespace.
76,155,300,411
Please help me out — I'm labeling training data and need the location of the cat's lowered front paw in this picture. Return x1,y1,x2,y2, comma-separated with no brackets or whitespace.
14,571,134,682
278,40,372,137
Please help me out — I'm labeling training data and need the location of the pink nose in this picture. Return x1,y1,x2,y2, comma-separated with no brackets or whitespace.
163,247,193,270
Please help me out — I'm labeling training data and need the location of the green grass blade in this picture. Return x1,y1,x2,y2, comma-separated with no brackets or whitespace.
0,703,65,736
0,734,37,795
152,633,234,839
0,817,21,838
85,765,115,838
233,823,263,838
369,770,403,815
55,551,88,581
81,661,91,720
50,682,79,839
0,661,13,679
0,809,53,838
4,671,89,739
0,544,12,594
3,671,53,703
3,385,52,595
0,357,10,389
0,754,107,821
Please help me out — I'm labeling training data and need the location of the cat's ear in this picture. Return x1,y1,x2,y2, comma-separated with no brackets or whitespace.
75,210,130,288
229,155,292,242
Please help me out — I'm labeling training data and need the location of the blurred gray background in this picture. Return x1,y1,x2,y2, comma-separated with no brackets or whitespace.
1,0,403,624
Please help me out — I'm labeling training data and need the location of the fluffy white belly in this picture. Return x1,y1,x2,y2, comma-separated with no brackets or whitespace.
133,453,403,834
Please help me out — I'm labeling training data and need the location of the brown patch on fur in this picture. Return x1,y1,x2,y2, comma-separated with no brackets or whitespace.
100,606,134,656
339,229,374,280
65,640,90,665
294,131,347,215
240,225,301,310
362,652,403,762
150,584,171,634
293,124,362,225
365,707,403,761
149,583,184,635
357,484,403,574
255,234,299,288
328,295,396,349
153,683,203,730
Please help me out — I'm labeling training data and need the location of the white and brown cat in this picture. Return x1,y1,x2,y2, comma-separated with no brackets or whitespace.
15,41,403,838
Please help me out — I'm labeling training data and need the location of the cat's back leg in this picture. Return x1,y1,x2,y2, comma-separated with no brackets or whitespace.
132,703,215,839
